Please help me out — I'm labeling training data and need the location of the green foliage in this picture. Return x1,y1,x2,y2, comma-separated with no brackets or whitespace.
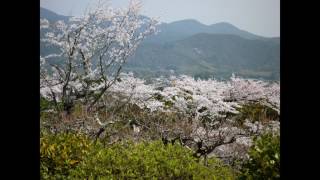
164,100,175,108
206,158,238,180
154,93,164,101
239,133,280,180
40,96,53,112
40,132,94,179
125,33,279,80
153,93,175,109
40,132,236,179
236,103,279,125
40,96,66,114
70,140,236,179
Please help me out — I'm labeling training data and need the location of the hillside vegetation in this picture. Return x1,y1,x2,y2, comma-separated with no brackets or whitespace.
40,1,280,179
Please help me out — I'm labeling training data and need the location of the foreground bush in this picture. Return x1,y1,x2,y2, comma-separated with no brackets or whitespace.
70,140,236,179
40,132,94,179
239,133,280,180
40,132,236,179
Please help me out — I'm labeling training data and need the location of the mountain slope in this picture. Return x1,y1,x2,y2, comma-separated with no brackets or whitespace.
144,20,264,44
126,33,280,80
40,7,70,22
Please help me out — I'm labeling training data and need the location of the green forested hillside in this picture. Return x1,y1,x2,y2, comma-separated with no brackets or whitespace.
125,33,280,80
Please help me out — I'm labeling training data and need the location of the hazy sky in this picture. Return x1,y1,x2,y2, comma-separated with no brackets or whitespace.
40,0,280,37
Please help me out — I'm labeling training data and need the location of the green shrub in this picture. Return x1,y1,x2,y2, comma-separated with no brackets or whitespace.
40,132,236,179
206,158,238,180
40,132,94,179
239,133,280,180
70,140,236,179
236,103,279,125
40,96,53,112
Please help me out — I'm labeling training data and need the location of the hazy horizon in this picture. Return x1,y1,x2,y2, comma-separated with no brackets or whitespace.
40,0,280,37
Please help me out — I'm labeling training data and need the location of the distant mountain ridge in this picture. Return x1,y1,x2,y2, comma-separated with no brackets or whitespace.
40,7,70,22
40,7,271,40
126,33,279,80
145,19,264,44
40,7,280,80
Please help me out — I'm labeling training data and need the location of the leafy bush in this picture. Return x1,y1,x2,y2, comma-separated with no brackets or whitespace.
236,103,279,125
40,96,53,112
206,158,239,180
40,132,94,179
40,132,236,179
239,133,280,180
70,140,236,179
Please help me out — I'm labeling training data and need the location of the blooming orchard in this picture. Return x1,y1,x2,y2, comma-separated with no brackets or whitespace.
40,0,158,113
42,71,279,116
41,70,280,118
